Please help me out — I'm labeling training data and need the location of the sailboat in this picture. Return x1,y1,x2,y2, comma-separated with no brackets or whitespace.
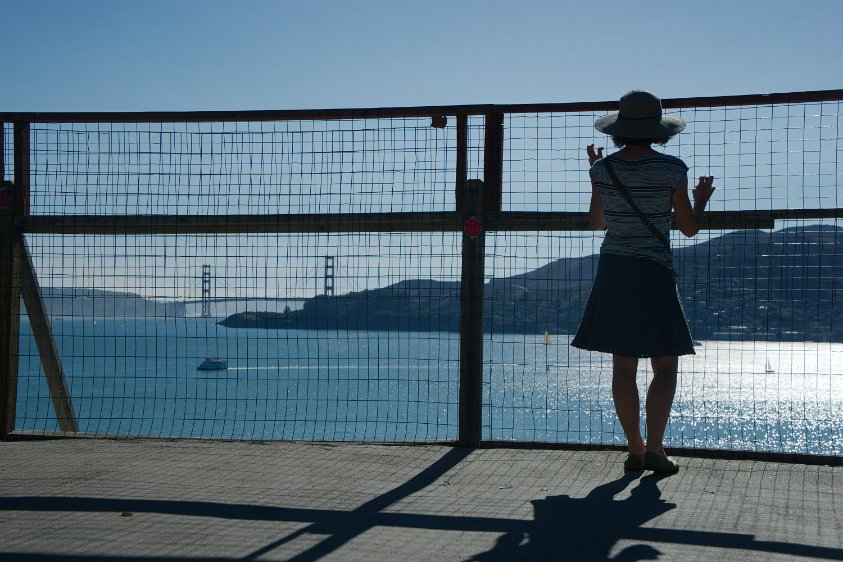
764,358,775,374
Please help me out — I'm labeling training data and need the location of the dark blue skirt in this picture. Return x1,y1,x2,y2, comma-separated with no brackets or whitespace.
571,253,694,358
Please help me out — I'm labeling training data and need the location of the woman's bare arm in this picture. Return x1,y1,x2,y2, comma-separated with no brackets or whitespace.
586,144,607,230
588,179,607,230
672,176,715,237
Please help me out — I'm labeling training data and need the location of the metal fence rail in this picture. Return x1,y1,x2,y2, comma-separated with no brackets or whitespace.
1,89,842,458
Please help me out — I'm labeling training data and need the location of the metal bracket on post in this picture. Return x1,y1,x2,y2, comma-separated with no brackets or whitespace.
459,179,485,448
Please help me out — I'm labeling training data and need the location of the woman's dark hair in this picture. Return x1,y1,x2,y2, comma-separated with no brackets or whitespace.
611,136,671,148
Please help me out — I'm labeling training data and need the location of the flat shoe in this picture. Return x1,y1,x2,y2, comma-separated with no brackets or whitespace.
623,453,644,472
643,452,679,475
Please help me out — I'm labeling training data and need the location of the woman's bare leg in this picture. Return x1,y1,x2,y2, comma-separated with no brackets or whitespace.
645,355,678,454
612,354,644,455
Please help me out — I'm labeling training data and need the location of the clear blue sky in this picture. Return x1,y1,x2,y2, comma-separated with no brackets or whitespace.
2,0,840,112
2,0,841,298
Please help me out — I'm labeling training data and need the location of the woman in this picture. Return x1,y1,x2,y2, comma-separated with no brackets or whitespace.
571,90,716,475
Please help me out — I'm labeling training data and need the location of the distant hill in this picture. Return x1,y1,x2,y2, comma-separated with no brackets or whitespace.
219,225,843,342
674,225,843,341
219,279,461,332
39,287,185,317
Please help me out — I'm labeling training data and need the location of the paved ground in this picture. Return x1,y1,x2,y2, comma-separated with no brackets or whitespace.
0,439,841,561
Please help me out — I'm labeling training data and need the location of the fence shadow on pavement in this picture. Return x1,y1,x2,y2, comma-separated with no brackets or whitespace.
2,447,843,561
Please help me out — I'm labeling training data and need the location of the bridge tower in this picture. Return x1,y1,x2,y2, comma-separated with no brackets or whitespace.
201,265,211,317
324,257,335,297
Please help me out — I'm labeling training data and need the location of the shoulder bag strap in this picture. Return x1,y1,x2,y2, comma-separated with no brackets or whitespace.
602,158,670,249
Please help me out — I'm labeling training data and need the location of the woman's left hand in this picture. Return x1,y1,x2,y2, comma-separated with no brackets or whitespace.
586,144,604,167
693,176,716,205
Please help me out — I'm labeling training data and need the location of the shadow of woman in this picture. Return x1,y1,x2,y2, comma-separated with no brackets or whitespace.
469,473,676,561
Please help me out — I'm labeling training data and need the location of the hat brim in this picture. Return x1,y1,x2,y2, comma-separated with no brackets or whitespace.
594,113,686,138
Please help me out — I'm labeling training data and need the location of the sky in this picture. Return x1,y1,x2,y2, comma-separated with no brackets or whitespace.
2,0,842,299
2,0,841,112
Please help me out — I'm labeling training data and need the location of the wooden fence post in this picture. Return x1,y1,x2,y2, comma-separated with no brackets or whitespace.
483,111,504,213
455,115,467,213
0,121,22,439
458,179,485,447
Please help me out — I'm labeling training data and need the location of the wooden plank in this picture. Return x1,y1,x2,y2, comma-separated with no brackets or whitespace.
13,122,29,216
1,89,841,124
698,212,774,230
459,180,485,448
502,89,843,115
487,212,775,232
18,238,78,432
0,104,497,124
484,212,592,232
17,212,464,235
17,208,839,236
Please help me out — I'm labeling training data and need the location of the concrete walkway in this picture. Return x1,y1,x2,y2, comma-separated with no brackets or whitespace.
1,439,841,561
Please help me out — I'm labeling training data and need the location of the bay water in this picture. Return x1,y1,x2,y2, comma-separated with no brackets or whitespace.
15,316,843,456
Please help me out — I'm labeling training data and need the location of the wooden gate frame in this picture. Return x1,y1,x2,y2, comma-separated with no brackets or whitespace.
2,88,842,443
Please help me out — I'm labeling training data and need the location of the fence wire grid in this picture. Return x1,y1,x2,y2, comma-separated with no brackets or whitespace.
3,94,843,456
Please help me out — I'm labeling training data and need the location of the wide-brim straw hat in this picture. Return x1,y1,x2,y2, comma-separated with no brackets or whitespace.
594,90,686,138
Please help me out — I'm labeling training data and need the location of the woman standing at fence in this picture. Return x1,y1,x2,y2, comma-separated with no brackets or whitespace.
571,90,715,475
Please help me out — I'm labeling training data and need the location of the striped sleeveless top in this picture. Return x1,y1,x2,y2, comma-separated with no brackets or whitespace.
590,152,688,271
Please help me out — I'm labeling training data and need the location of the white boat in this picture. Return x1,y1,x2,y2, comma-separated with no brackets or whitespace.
765,359,775,374
198,358,228,371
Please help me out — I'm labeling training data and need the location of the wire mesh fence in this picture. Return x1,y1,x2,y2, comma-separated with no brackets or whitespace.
2,92,843,456
26,118,461,216
17,231,462,440
503,101,843,213
6,113,476,441
482,225,843,455
484,99,843,455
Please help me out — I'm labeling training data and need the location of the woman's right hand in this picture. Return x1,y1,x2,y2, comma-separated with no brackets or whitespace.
693,175,715,205
586,144,604,167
